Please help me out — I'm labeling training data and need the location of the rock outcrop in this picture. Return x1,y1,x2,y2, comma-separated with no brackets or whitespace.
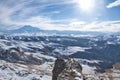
52,58,84,80
0,47,44,65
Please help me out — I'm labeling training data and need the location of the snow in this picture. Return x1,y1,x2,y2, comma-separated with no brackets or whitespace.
74,77,83,80
0,35,120,80
0,60,53,80
82,64,96,74
54,46,90,55
41,75,52,80
0,38,56,79
107,41,115,45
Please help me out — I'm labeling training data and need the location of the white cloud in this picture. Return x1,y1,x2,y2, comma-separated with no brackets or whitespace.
107,0,120,8
0,0,120,32
0,0,76,30
70,21,86,26
76,21,120,32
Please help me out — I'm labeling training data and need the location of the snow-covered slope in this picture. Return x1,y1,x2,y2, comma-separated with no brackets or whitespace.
0,60,53,80
0,34,120,79
0,39,56,80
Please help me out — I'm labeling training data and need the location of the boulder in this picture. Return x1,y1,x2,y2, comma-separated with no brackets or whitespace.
52,58,84,80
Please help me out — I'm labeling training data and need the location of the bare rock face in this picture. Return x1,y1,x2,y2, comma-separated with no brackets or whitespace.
52,58,84,80
52,58,66,80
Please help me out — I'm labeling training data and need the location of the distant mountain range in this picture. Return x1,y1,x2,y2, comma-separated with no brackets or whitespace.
1,25,43,34
0,25,119,36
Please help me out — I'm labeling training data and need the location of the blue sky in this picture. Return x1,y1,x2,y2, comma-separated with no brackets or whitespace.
0,0,120,31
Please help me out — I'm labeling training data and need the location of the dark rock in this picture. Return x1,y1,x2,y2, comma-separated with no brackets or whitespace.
52,58,66,80
15,71,30,77
52,58,84,80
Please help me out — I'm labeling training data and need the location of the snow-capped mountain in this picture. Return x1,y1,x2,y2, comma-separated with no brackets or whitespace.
5,25,43,34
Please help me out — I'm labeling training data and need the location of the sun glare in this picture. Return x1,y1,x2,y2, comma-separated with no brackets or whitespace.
77,0,95,11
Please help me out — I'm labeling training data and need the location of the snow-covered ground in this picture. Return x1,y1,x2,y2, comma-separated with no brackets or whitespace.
0,36,120,80
53,46,90,55
0,60,53,80
0,39,56,79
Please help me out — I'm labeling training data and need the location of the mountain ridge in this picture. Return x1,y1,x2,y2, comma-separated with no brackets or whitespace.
0,25,119,36
6,25,43,34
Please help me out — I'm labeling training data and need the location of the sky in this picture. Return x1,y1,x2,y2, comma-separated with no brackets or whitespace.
0,0,120,32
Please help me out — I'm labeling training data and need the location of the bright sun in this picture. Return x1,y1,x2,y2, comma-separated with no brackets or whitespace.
77,0,95,11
